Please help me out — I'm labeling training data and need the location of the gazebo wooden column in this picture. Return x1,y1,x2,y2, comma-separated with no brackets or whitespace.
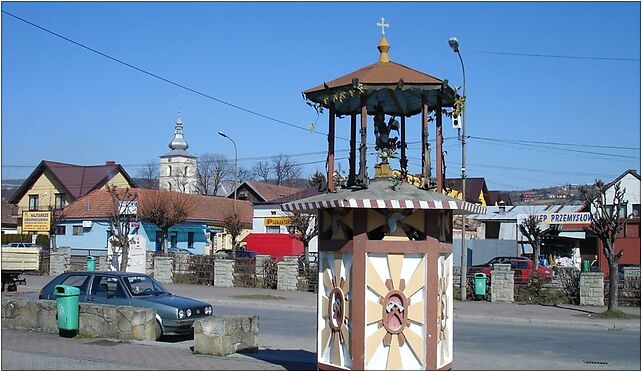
327,106,336,192
421,95,429,180
348,114,357,186
436,96,443,193
357,95,368,185
400,116,407,173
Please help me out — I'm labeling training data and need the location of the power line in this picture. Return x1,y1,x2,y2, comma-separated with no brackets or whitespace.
1,10,350,141
468,49,640,62
469,135,639,151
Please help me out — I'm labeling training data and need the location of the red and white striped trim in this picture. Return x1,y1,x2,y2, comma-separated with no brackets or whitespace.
281,198,486,214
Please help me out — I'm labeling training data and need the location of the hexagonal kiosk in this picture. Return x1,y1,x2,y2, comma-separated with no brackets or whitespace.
283,27,485,370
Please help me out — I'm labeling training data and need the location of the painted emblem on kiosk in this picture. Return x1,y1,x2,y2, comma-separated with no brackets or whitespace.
379,281,410,345
320,255,351,367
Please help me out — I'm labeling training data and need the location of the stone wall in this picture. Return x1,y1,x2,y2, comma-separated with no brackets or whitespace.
146,251,155,276
49,248,70,276
580,272,604,306
96,256,110,272
491,263,514,303
154,257,174,283
623,266,641,281
277,261,298,291
213,260,234,288
1,297,155,341
193,315,259,356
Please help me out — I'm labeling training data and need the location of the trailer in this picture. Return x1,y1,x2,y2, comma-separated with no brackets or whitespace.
1,247,40,292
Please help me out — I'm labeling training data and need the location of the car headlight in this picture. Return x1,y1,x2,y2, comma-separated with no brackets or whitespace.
186,309,192,317
178,309,184,319
205,306,212,315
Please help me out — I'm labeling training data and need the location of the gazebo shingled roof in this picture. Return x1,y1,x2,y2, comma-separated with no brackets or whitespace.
303,36,457,116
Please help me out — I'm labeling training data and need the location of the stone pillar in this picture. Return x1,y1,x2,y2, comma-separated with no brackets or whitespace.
96,256,110,271
154,257,174,283
283,255,299,263
213,259,234,288
49,248,70,276
277,261,298,291
491,263,514,303
580,272,604,306
145,251,155,276
254,255,271,286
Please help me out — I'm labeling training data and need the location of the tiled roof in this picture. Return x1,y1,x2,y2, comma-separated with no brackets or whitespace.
487,191,513,206
444,178,489,204
9,160,137,204
235,182,301,203
62,188,252,227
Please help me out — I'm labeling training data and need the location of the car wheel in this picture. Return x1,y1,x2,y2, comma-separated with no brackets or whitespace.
155,320,163,341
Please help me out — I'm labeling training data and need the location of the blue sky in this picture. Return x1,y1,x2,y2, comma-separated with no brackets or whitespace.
2,2,640,191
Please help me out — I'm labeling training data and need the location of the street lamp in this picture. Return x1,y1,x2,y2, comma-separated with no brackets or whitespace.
449,36,468,301
218,131,238,211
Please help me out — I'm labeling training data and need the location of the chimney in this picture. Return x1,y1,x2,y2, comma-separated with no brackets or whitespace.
106,160,116,166
498,200,506,214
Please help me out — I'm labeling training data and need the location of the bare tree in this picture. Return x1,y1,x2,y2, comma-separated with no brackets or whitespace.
236,166,253,183
272,154,301,186
580,180,627,312
519,214,542,271
106,185,138,271
288,212,318,265
138,190,192,255
137,161,159,189
170,168,191,193
252,161,271,183
196,153,231,196
222,211,244,253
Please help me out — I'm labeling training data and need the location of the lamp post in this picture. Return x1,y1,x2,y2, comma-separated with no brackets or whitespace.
449,36,468,301
218,131,238,212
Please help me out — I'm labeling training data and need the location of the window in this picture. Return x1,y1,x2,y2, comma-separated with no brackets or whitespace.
90,276,127,299
28,195,39,211
270,211,277,216
73,226,83,235
170,232,177,248
61,275,90,295
55,225,66,235
124,275,168,296
266,226,280,234
54,193,66,209
168,165,172,176
184,166,188,175
168,182,172,191
619,203,628,219
187,232,195,248
632,204,641,218
605,205,614,217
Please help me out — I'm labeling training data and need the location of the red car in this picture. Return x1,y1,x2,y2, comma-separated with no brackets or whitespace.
479,259,554,284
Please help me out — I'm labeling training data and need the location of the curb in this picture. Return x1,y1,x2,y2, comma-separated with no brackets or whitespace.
455,314,641,331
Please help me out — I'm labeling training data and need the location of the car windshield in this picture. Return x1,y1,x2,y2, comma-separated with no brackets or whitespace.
123,275,169,296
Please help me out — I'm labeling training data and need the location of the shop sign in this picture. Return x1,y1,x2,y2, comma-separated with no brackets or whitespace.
22,211,51,232
264,217,292,226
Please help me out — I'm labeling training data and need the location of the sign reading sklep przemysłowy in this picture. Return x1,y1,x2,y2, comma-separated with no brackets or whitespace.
22,211,51,232
537,212,592,225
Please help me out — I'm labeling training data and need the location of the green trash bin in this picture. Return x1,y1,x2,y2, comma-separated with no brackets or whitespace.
86,256,96,271
54,285,80,337
582,259,589,272
473,273,487,297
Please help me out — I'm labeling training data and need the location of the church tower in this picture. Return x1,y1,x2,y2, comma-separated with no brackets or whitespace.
159,113,198,194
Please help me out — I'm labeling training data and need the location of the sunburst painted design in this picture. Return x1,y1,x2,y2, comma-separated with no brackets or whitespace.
365,253,426,370
436,254,453,368
319,252,351,367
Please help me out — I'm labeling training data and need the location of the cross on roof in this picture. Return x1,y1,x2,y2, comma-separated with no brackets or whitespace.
377,17,389,36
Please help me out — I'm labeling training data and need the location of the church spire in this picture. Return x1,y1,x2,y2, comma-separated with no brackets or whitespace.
376,17,391,63
168,112,189,151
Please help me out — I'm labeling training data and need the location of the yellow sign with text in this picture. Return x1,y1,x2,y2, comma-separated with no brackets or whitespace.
22,211,51,232
264,217,292,226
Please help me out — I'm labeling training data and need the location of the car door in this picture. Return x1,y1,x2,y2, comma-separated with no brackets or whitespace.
86,275,132,306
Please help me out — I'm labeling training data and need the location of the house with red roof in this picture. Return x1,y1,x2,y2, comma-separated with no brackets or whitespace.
57,188,252,257
9,160,136,233
228,181,300,204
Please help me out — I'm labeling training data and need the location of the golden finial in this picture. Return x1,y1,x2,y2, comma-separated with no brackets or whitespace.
376,17,390,63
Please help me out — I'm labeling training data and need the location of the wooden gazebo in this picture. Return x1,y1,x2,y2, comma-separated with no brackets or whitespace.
303,28,458,192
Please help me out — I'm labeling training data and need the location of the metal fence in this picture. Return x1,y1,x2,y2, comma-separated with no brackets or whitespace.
605,277,641,307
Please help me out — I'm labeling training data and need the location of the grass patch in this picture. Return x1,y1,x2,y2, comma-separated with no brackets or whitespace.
231,294,286,301
595,310,639,319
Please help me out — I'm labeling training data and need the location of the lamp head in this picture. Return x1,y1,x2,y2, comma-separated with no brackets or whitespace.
218,131,227,138
448,37,460,53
